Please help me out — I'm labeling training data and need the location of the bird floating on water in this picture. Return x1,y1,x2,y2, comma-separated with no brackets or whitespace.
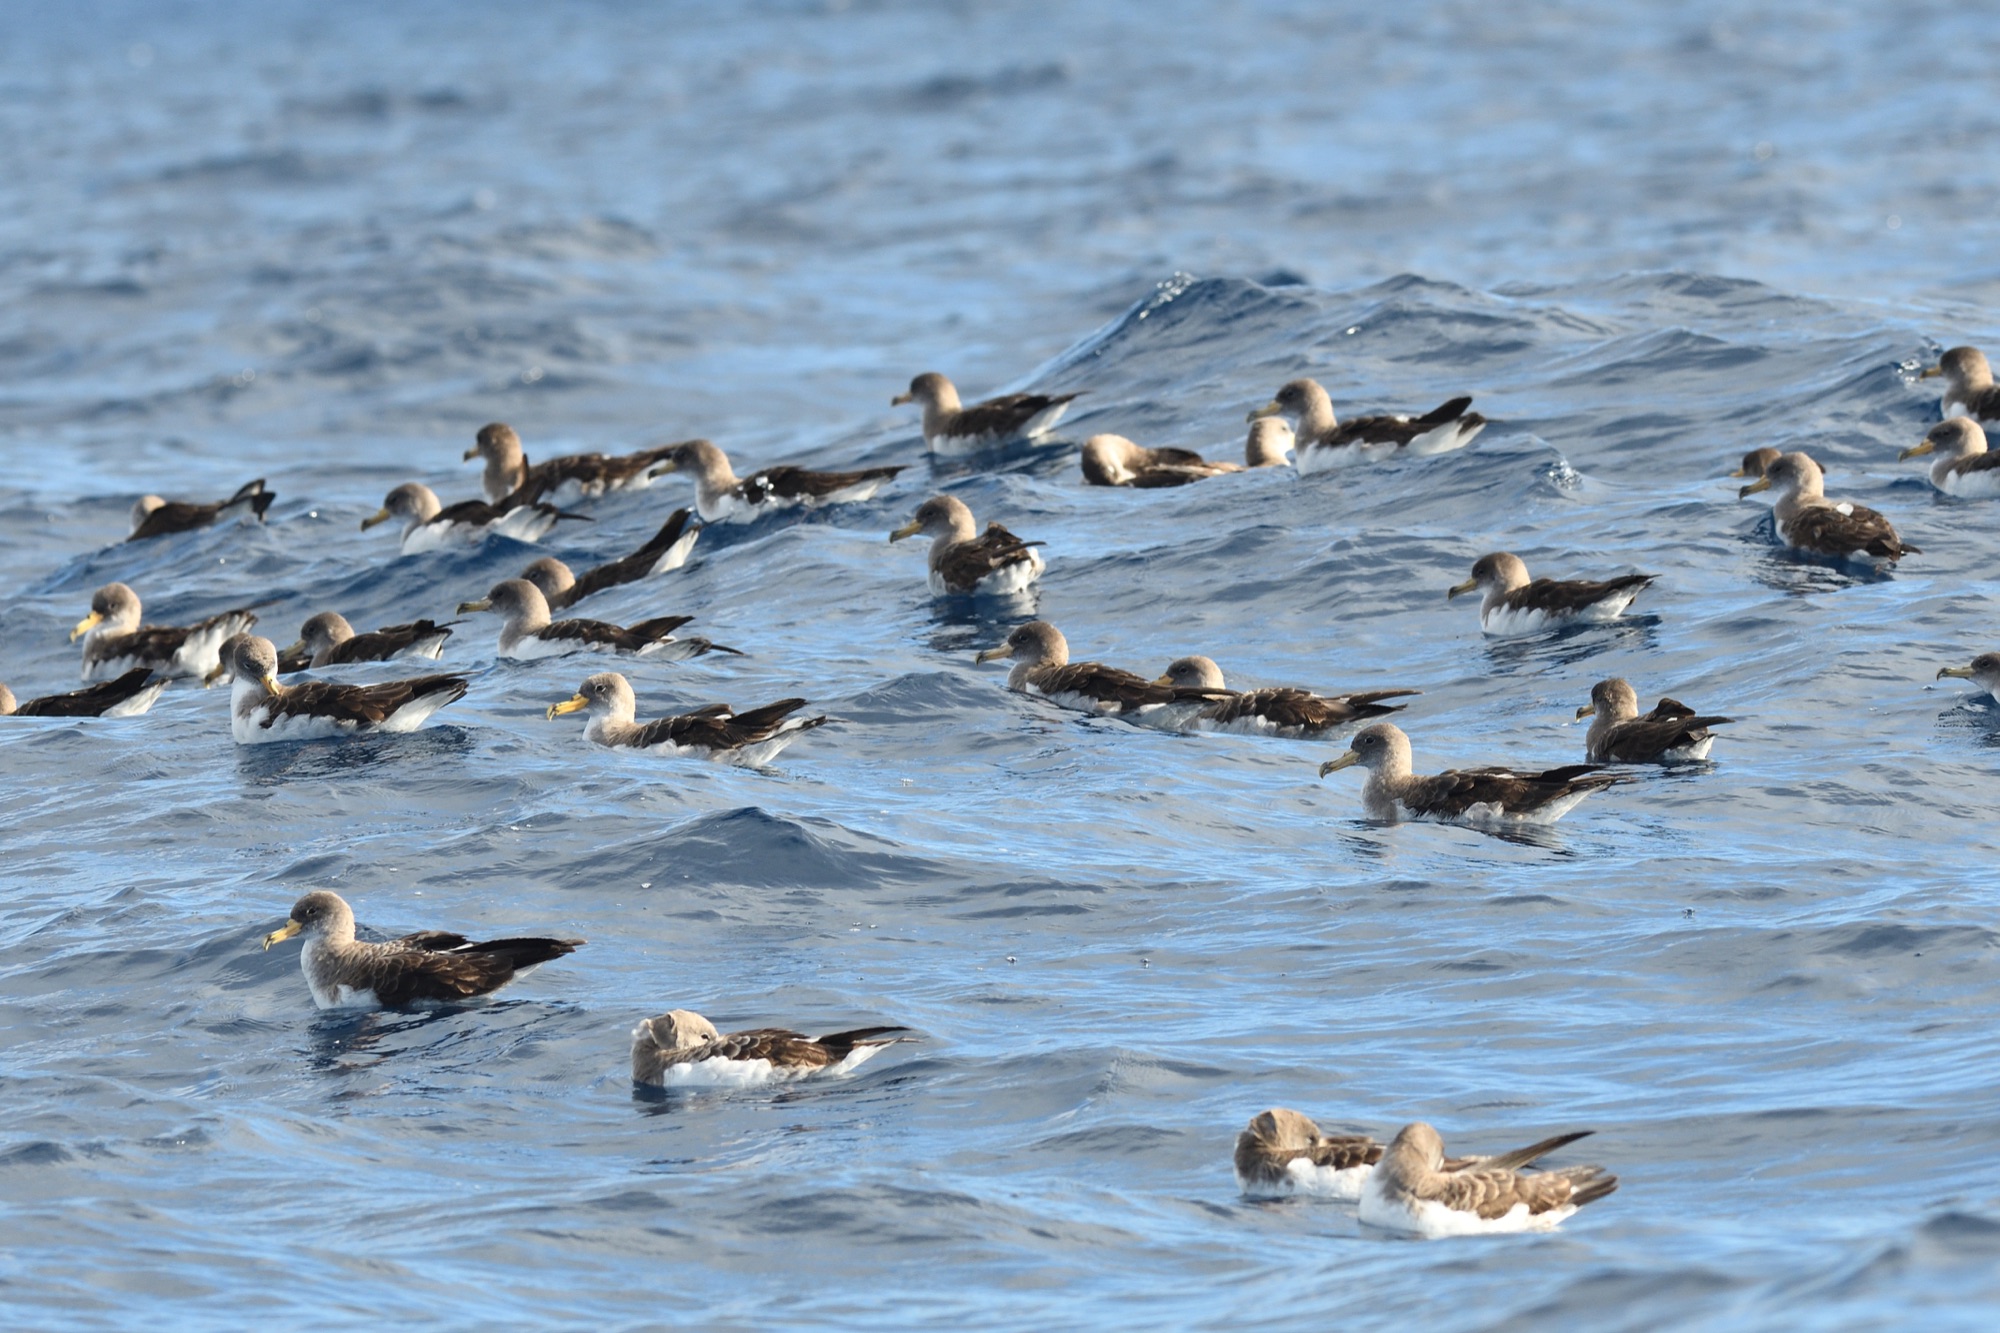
1919,346,2000,426
648,439,903,524
1155,655,1417,738
361,481,588,554
1898,419,2000,498
71,582,255,683
1079,434,1240,487
221,633,468,744
1357,1121,1617,1237
1244,418,1295,468
1576,677,1731,763
1447,553,1655,637
1738,451,1918,566
975,621,1227,724
630,1009,910,1086
276,611,456,673
261,889,582,1010
517,509,700,610
459,579,734,662
1248,377,1484,471
127,478,273,542
465,422,686,506
1318,722,1621,827
891,372,1079,455
0,668,167,719
1234,1108,1595,1203
889,494,1044,596
548,672,825,766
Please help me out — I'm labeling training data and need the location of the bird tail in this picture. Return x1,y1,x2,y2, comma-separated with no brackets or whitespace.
814,1026,912,1056
1414,396,1475,427
637,508,696,554
474,936,585,969
1567,1169,1620,1207
627,615,696,641
728,697,811,730
221,479,276,523
1471,1130,1595,1173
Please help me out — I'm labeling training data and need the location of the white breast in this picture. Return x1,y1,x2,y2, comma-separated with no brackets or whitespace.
1358,1178,1575,1236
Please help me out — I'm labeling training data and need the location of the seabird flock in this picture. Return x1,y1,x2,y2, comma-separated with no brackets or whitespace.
6,337,1994,1241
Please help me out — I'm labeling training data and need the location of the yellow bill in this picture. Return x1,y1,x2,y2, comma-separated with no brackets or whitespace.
70,610,104,641
263,919,302,950
1246,400,1282,423
890,391,914,406
457,598,492,614
1899,440,1935,460
974,644,1011,663
1938,665,1976,680
889,519,922,543
547,694,589,720
462,445,480,460
1317,751,1360,777
1575,702,1597,719
1446,578,1478,600
359,507,393,530
1919,364,1943,380
1738,476,1771,498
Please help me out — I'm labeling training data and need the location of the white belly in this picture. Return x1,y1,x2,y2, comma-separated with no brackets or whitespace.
1478,604,1561,637
1239,1160,1374,1202
501,633,588,661
1404,417,1483,457
1359,1181,1575,1236
648,529,700,573
1940,466,2000,498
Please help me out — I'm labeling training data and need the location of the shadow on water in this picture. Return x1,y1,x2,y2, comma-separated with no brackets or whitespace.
923,438,1077,483
1748,548,1899,593
234,725,475,784
1481,615,1663,673
924,592,1042,654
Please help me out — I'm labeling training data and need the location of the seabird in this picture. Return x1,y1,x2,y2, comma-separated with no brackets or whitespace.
1899,419,2000,498
1358,1121,1617,1237
1244,418,1295,468
222,634,468,744
891,372,1079,455
464,422,686,506
1233,1108,1594,1203
127,478,274,541
71,582,255,682
1079,434,1240,487
1318,722,1621,827
647,439,903,524
973,620,1227,724
360,481,589,554
631,1009,910,1087
518,509,701,611
1919,346,2000,426
277,612,456,672
1447,552,1655,637
0,668,167,719
1738,451,1918,566
548,672,825,765
1730,447,1782,481
1576,678,1732,763
458,579,737,662
889,494,1045,596
1155,656,1418,738
1937,653,2000,705
261,889,582,1010
1248,378,1484,471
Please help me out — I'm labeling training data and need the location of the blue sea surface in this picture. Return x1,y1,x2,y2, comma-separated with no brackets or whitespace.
3,1,2000,1328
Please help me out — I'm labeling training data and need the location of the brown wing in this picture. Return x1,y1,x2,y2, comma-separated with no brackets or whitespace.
949,392,1079,440
1956,450,2000,475
1406,765,1620,818
363,934,581,1006
129,499,222,540
1423,1164,1615,1219
701,1025,907,1067
1205,686,1416,731
630,698,821,751
15,669,161,717
508,444,682,504
266,674,469,727
1323,397,1477,448
434,497,507,526
752,464,905,501
1029,661,1198,712
560,509,698,606
1443,1130,1596,1174
1782,504,1916,559
322,620,455,664
1127,460,1241,487
1600,713,1732,762
935,523,1042,591
540,615,694,652
1503,574,1655,616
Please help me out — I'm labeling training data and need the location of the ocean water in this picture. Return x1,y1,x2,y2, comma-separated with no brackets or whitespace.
3,1,2000,1328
